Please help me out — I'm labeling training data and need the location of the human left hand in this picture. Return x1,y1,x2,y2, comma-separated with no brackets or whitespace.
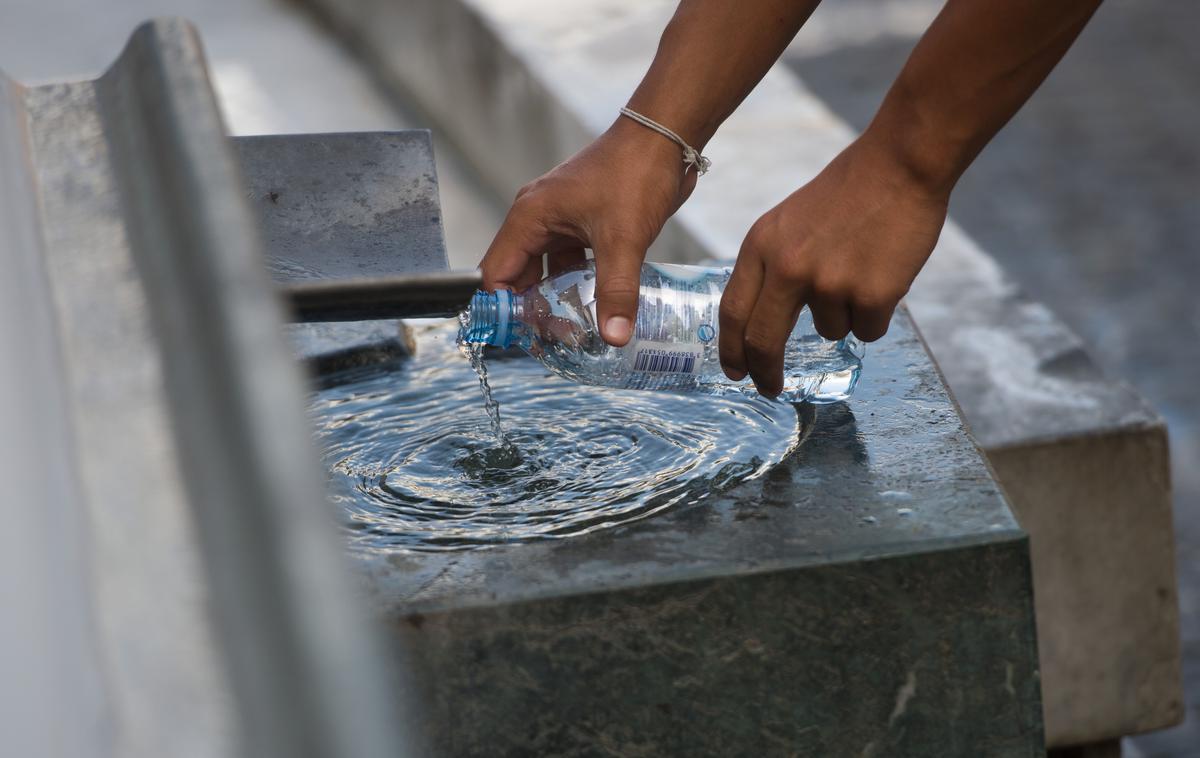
719,135,950,397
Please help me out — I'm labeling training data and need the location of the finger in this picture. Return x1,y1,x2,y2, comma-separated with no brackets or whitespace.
546,247,588,277
512,256,545,292
480,203,555,291
809,290,853,341
719,257,763,381
850,300,895,342
591,234,648,346
743,280,804,398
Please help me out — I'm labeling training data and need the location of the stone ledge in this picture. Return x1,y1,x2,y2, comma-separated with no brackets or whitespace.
392,542,1042,756
350,306,1044,755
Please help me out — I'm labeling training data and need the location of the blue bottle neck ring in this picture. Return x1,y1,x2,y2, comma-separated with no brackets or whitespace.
463,289,517,348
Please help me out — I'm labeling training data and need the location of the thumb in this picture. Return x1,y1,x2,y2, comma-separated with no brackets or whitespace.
592,235,647,347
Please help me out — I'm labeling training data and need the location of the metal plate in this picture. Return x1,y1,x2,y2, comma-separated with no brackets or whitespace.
234,131,449,282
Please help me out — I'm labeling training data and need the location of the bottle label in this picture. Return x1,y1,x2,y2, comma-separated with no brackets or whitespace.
631,340,703,374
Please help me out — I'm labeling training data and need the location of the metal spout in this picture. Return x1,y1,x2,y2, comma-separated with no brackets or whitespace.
284,270,484,322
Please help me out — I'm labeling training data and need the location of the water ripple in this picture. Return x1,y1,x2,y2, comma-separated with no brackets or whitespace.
309,320,804,551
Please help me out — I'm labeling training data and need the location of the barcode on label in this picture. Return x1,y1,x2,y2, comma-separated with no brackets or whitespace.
633,349,697,374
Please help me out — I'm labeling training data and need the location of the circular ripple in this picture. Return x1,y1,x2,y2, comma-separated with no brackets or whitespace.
309,320,803,551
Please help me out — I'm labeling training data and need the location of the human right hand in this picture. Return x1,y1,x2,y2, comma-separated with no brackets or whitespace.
480,117,697,347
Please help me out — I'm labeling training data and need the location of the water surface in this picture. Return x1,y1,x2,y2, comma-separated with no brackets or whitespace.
309,320,805,551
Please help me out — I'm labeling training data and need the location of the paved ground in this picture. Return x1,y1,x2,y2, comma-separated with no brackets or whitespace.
787,1,1200,754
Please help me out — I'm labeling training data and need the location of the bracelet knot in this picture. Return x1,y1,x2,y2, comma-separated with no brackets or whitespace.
619,106,712,176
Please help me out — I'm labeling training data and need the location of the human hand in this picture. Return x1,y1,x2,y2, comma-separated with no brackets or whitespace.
719,135,950,397
480,117,697,346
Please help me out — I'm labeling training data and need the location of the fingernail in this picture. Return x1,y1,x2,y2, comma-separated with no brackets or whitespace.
722,365,747,381
605,316,632,345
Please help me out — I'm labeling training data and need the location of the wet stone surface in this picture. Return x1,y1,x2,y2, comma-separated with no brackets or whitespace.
316,307,1043,755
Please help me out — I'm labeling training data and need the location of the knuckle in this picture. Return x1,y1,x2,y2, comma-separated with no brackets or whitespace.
743,216,778,252
513,179,545,204
719,296,751,327
509,193,542,221
853,285,905,313
850,294,887,313
813,276,855,303
772,257,809,288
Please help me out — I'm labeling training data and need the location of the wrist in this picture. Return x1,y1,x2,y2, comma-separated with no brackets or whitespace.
859,83,973,200
622,93,717,151
603,113,692,177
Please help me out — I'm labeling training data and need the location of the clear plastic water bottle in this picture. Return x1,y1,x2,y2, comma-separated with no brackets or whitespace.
460,261,864,403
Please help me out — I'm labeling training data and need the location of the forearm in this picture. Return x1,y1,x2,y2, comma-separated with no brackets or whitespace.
626,0,822,149
866,0,1101,195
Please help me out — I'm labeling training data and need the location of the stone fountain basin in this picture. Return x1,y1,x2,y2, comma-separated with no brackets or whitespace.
295,309,1043,757
257,129,1042,755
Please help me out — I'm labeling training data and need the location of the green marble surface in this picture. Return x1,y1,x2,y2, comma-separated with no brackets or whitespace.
397,542,1040,757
